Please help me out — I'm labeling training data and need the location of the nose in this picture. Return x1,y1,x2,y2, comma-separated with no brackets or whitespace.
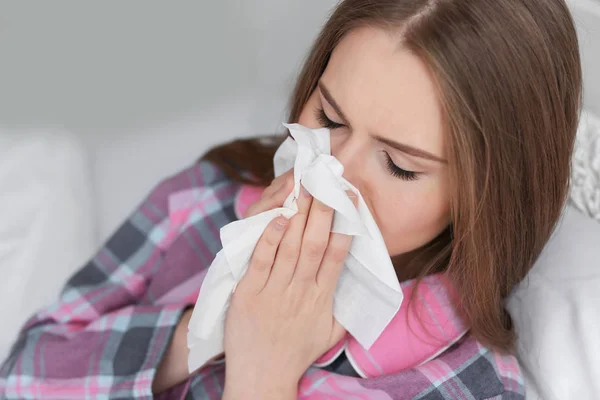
331,136,364,188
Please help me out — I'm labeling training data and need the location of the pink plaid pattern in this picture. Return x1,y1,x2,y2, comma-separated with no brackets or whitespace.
0,162,525,399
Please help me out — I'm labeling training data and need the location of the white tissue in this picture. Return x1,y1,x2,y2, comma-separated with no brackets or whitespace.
187,123,403,373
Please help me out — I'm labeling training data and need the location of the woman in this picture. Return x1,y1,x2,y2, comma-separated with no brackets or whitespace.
0,0,581,398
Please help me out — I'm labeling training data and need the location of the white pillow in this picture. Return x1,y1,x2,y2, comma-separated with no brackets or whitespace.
508,207,600,400
507,111,600,400
570,111,600,221
0,129,96,362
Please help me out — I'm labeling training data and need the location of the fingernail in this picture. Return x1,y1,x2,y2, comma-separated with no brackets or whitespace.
301,186,311,198
275,217,288,230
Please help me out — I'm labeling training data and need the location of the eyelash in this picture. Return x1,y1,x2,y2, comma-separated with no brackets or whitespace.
384,152,419,181
314,107,419,181
315,107,345,129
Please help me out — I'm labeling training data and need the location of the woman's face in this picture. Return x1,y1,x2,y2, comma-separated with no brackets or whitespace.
297,26,451,259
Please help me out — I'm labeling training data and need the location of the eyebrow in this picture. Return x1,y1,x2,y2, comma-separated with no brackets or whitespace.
318,81,447,164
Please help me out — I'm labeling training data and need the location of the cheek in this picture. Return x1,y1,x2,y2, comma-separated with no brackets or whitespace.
296,89,450,256
375,181,450,256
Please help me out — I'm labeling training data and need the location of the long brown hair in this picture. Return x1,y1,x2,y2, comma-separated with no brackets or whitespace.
203,0,582,352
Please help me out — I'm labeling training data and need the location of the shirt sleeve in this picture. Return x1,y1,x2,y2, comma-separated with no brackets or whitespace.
0,161,232,400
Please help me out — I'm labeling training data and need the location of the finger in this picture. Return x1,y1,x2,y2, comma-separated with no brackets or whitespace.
316,191,357,289
260,176,286,200
246,185,290,217
246,177,294,218
241,216,289,293
293,198,334,283
316,232,352,290
267,185,313,289
261,170,294,199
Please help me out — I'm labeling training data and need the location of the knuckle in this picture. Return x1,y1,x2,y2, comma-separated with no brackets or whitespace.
251,252,272,271
278,243,300,263
303,239,327,260
328,242,350,263
263,227,282,247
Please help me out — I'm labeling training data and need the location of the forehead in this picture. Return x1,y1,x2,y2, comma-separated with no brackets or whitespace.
320,26,446,158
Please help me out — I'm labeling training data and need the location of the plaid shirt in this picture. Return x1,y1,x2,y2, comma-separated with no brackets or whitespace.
0,161,525,399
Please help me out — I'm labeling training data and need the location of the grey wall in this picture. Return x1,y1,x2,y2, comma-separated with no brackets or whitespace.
0,1,338,137
1,0,598,138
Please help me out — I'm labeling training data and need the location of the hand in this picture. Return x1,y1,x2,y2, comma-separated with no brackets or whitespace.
222,174,355,398
153,171,293,395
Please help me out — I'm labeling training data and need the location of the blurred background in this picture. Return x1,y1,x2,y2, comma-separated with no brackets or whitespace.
0,0,339,240
0,0,599,369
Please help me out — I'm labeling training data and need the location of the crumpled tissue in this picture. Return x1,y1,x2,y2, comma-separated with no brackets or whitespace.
187,123,402,372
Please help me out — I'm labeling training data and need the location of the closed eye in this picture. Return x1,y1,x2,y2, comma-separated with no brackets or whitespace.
383,152,419,181
315,106,419,181
315,107,345,129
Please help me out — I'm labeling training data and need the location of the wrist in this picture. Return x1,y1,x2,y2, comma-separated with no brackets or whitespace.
223,378,297,400
223,353,307,399
152,308,194,393
224,366,299,400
